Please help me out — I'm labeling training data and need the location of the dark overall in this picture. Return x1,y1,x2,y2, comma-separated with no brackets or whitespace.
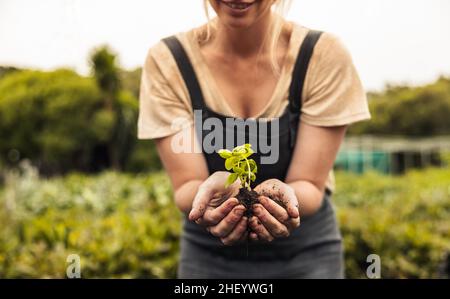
163,30,344,279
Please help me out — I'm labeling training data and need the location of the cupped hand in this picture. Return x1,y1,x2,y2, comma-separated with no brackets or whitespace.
249,179,301,242
189,171,249,245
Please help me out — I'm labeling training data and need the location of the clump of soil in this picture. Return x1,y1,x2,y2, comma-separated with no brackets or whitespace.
236,188,260,218
236,188,260,253
261,184,288,210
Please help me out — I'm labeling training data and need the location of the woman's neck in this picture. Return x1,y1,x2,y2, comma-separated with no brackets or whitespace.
213,13,274,58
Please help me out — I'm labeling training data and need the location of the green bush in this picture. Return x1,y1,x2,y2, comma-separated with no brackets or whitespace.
0,69,161,174
334,169,450,278
0,164,181,278
0,165,448,278
0,69,106,172
0,66,20,80
350,77,450,136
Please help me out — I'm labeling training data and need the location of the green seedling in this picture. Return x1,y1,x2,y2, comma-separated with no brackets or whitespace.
218,144,258,190
219,144,260,254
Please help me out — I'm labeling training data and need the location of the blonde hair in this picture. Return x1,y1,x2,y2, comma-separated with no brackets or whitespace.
200,0,292,74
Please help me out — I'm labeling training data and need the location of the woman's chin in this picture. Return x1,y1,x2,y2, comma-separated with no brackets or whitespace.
220,15,255,29
224,20,252,29
215,0,260,28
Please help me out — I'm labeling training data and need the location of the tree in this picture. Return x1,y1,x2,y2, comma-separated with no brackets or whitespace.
89,46,128,170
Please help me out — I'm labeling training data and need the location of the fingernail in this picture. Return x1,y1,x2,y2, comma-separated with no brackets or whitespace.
290,208,299,218
234,208,244,216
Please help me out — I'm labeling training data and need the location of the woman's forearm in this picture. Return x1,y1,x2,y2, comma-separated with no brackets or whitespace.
287,180,324,217
174,180,204,214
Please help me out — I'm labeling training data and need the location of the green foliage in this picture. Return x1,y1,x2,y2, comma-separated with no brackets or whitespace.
90,46,120,97
334,169,450,278
125,140,162,173
89,46,133,171
0,57,161,174
219,144,258,189
0,69,106,173
0,166,449,278
120,68,142,99
0,165,181,278
0,66,20,80
349,77,450,136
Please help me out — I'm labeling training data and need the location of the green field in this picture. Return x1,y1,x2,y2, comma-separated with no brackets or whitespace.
0,166,449,278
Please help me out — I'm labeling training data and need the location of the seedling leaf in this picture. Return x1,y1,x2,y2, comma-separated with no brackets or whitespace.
218,144,258,190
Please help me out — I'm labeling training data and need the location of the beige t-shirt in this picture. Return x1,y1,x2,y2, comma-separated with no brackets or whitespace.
138,23,371,192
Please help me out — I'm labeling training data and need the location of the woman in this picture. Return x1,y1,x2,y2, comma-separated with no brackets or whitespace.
138,0,370,278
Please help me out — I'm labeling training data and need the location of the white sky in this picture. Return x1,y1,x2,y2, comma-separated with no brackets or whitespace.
0,0,449,91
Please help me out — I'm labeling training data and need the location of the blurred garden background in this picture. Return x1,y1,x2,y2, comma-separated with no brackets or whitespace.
1,0,450,278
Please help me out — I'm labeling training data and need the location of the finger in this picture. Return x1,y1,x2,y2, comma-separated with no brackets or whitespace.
209,206,246,238
259,196,289,223
286,217,301,231
201,198,239,226
285,200,300,219
253,204,289,238
272,193,299,219
249,232,259,242
259,196,300,231
281,189,300,219
189,187,212,221
249,216,274,242
221,217,248,246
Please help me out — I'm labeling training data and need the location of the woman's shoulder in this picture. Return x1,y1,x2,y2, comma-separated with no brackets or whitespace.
292,23,370,127
291,22,352,65
144,38,175,67
143,26,203,76
145,24,205,58
141,33,190,86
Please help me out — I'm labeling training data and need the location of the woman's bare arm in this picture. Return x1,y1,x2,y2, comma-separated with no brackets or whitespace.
246,122,347,242
155,126,248,245
155,126,209,214
285,122,348,216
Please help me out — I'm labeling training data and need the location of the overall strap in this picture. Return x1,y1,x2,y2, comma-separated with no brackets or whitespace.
288,30,323,113
162,36,206,111
287,30,323,147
